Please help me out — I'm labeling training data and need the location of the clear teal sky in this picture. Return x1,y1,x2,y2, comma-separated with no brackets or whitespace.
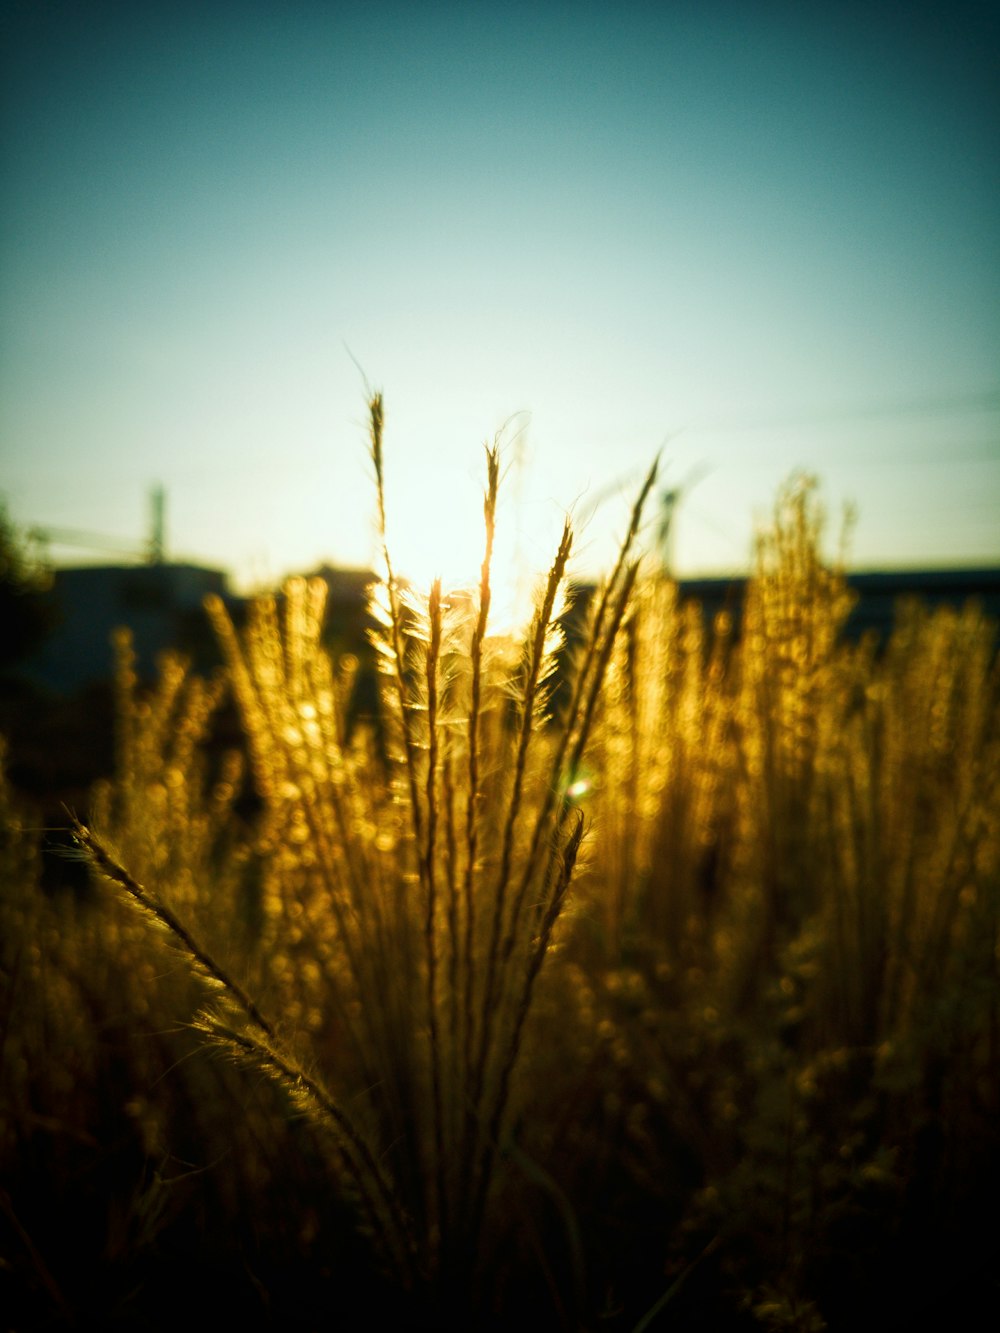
2,0,998,592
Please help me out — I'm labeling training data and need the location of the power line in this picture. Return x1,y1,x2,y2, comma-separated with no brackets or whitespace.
688,388,1000,435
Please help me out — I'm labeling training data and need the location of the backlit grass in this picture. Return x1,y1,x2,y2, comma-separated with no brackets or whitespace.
1,399,997,1330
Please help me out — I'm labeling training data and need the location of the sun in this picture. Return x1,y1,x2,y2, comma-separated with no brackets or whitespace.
381,456,561,637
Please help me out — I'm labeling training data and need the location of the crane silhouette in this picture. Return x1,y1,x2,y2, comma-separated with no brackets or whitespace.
28,486,167,566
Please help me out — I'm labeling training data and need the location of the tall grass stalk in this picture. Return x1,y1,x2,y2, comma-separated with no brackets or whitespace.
73,393,659,1315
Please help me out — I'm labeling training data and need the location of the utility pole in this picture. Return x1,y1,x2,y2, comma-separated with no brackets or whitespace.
148,485,166,564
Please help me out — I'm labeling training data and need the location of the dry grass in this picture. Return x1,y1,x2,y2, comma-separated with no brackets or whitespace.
1,407,997,1330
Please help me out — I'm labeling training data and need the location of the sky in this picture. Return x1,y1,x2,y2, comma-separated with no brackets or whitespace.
2,0,998,595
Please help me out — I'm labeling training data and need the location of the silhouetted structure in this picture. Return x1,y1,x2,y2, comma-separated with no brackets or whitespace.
24,562,230,693
17,562,1000,699
671,566,1000,644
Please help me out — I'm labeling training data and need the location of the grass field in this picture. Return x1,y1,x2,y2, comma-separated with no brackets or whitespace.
2,397,998,1330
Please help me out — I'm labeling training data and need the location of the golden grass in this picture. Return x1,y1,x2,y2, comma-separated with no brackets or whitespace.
1,407,997,1330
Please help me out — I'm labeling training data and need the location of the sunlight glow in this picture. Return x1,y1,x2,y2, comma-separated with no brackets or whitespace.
383,455,562,636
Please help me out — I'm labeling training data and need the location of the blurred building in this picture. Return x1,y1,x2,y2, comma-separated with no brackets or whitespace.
307,563,377,655
17,560,382,696
674,567,1000,643
16,560,1000,699
24,562,231,694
